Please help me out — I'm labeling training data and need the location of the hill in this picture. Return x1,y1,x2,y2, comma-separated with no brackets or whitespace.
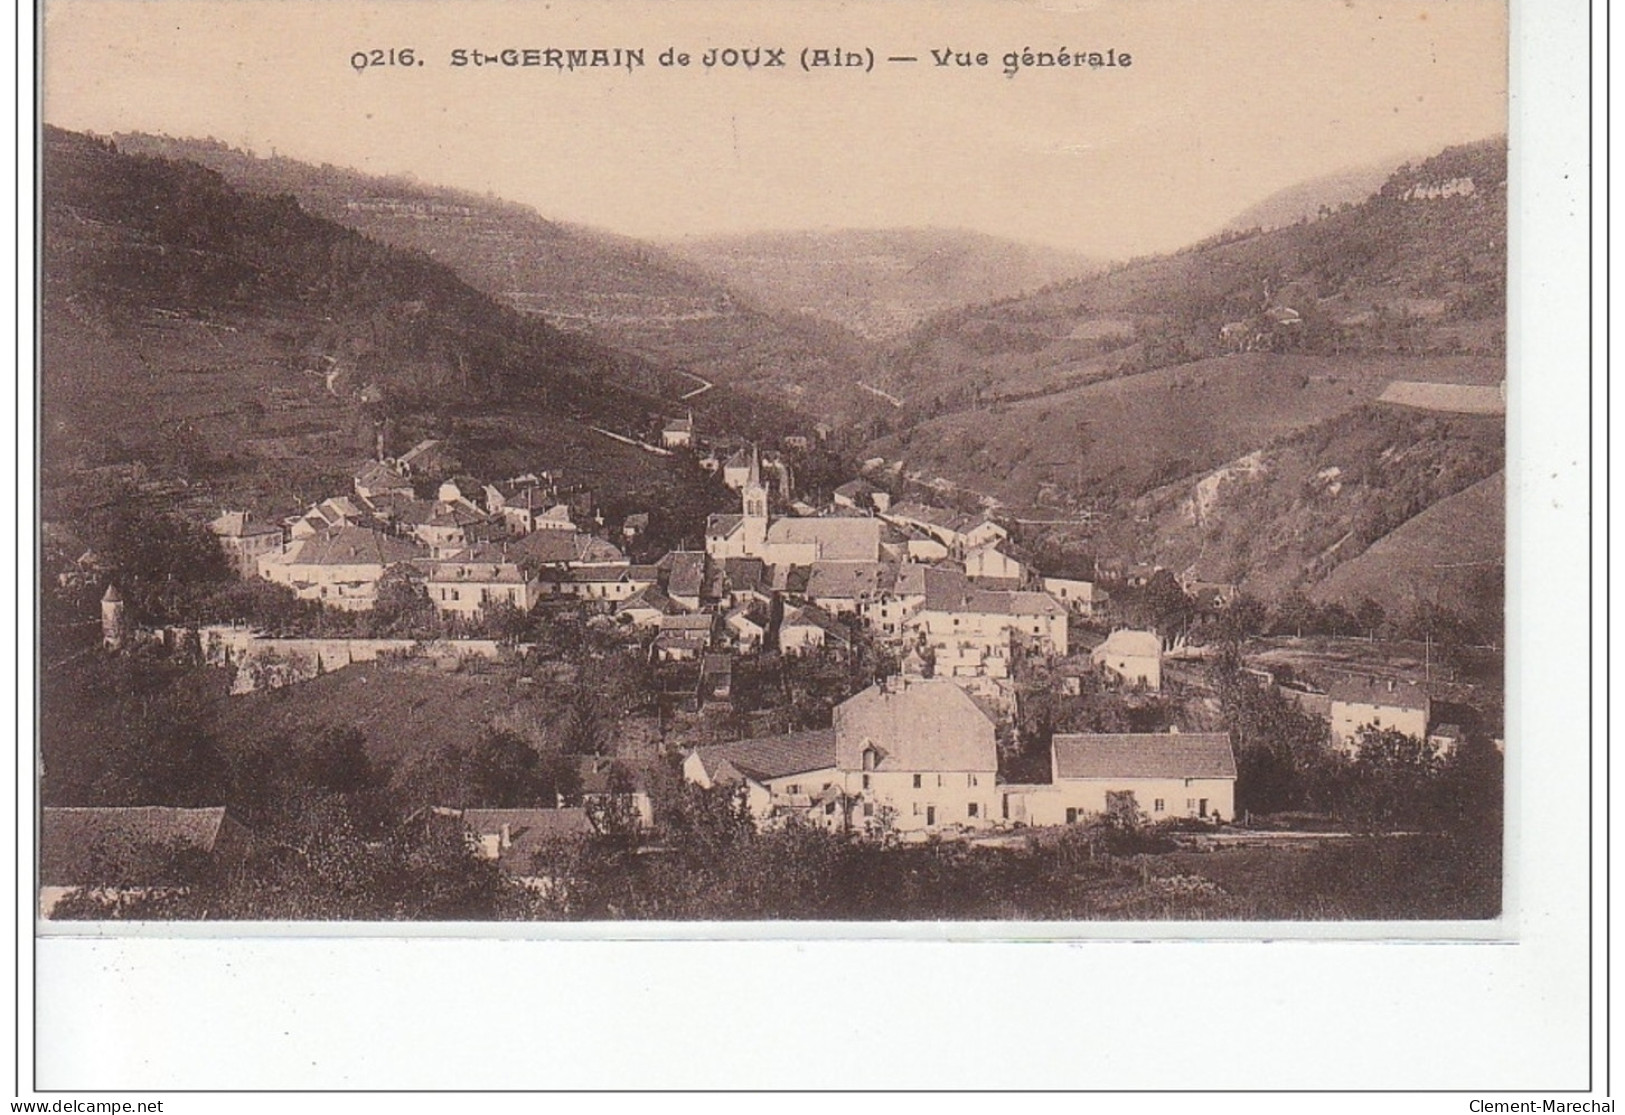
1135,403,1503,600
42,126,735,524
871,137,1506,427
1309,470,1504,629
111,134,890,426
871,351,1502,512
661,228,1100,340
1220,156,1416,233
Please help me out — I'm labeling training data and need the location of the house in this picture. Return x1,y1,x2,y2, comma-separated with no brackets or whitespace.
833,478,887,513
441,807,594,888
661,414,694,449
500,487,575,534
857,562,928,639
575,757,656,831
778,603,849,656
664,551,708,611
208,511,284,579
392,498,494,557
1013,731,1236,825
1428,723,1466,757
509,530,627,570
879,522,949,564
424,547,539,617
720,557,771,607
397,438,450,475
1327,676,1431,749
542,564,659,604
833,677,999,834
259,525,427,610
1091,629,1163,690
621,512,650,540
617,584,676,627
903,569,1069,678
289,496,366,539
700,653,734,703
1041,575,1097,616
39,806,251,917
683,728,840,825
963,544,1025,585
882,503,1007,556
721,447,755,491
353,459,414,502
724,606,768,652
803,561,889,615
654,612,716,661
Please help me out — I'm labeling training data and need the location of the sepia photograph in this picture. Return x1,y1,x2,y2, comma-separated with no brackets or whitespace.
35,0,1514,929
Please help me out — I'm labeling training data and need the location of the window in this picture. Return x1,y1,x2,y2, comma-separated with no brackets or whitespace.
863,803,874,818
862,774,871,790
1186,798,1197,812
912,802,921,816
968,774,979,788
1065,807,1078,824
913,774,922,789
786,784,800,795
1154,799,1165,813
967,803,978,818
936,774,944,788
825,802,836,816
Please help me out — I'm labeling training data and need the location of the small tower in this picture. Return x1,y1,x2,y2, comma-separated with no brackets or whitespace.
741,446,769,557
100,585,127,651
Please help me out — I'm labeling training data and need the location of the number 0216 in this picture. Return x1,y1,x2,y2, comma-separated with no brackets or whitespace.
351,48,418,72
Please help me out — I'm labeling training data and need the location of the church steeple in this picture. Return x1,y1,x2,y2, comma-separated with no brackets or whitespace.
741,445,768,555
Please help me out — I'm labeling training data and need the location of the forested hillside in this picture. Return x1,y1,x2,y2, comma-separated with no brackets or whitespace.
112,133,892,425
43,127,734,522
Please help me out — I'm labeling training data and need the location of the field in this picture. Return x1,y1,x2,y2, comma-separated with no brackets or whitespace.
871,351,1504,510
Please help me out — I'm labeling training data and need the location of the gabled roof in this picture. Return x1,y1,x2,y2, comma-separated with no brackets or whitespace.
690,728,838,783
765,517,881,562
1092,629,1162,659
833,678,997,773
510,531,627,566
721,557,767,593
667,551,707,599
40,806,239,886
1327,676,1430,712
354,459,411,490
454,808,594,871
621,583,674,610
1052,733,1237,781
834,479,877,499
706,513,745,539
781,603,848,640
660,612,716,633
805,561,889,602
284,525,426,567
723,447,753,470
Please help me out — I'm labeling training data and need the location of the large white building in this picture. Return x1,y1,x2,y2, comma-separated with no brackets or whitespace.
833,678,1000,833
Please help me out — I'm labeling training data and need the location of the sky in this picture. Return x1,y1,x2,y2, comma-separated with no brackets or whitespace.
43,0,1507,259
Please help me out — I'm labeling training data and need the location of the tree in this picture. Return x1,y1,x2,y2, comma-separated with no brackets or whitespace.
1354,597,1387,642
372,564,437,636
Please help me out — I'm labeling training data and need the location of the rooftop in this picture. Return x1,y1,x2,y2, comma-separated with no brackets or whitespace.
690,728,838,783
1052,733,1237,781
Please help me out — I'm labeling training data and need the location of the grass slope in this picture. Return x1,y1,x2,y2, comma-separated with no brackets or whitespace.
1310,470,1505,619
874,352,1502,510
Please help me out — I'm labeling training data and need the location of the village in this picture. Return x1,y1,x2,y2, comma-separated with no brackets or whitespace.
40,408,1494,916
